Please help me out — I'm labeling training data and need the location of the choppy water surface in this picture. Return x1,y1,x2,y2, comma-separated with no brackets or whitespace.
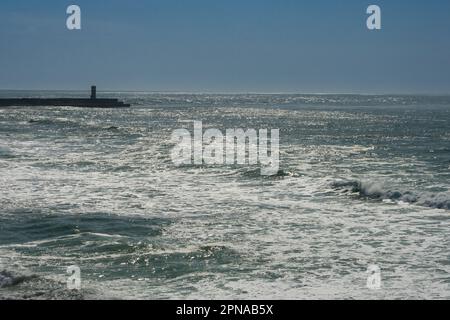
0,93,449,299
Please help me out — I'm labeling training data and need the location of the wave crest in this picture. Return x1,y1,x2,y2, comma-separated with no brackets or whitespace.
331,179,450,210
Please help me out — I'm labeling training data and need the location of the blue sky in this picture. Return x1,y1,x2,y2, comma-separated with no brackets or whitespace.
1,0,450,93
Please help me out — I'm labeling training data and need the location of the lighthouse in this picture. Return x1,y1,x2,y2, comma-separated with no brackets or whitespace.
90,85,97,99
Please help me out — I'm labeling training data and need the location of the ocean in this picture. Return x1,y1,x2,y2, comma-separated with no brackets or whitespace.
0,92,449,299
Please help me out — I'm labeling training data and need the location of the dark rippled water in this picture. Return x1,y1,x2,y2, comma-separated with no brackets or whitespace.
0,92,449,299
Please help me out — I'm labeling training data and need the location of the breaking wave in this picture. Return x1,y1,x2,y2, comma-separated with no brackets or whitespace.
27,119,123,132
239,168,297,179
0,270,87,300
331,179,450,210
28,118,80,126
0,270,37,288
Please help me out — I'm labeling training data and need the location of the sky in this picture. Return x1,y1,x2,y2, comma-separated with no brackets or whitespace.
1,0,450,93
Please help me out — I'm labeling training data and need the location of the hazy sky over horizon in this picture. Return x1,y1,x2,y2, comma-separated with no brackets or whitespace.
1,0,450,93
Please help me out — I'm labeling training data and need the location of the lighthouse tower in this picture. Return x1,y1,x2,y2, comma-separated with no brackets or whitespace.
90,85,97,99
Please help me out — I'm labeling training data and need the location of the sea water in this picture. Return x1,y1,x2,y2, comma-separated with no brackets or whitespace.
0,92,449,299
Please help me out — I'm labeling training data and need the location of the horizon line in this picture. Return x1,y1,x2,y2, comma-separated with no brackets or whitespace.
1,89,450,96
